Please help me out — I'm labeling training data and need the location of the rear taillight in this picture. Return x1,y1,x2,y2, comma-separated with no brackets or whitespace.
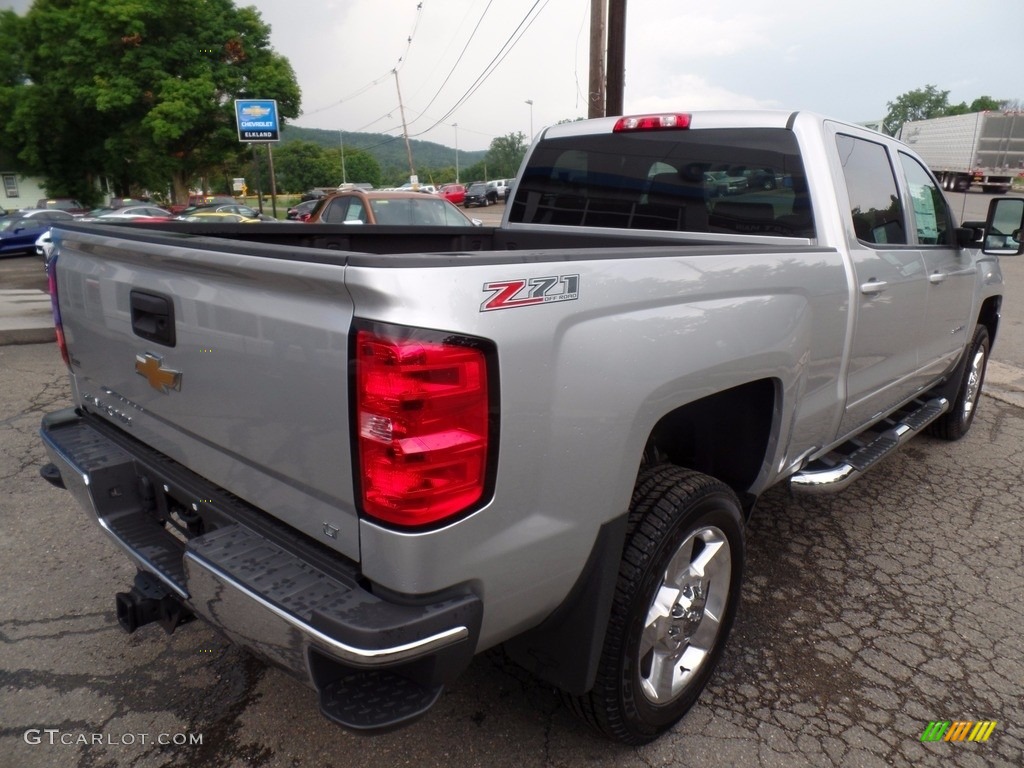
613,113,691,132
46,253,70,367
355,325,494,528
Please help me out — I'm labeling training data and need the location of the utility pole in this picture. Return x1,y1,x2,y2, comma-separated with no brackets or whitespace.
339,131,347,184
393,69,417,185
588,0,606,118
266,144,278,218
606,0,627,117
453,123,459,183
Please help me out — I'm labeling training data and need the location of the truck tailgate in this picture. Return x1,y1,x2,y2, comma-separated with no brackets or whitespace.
52,226,360,560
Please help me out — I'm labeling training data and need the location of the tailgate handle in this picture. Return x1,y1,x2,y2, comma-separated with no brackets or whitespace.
130,290,176,347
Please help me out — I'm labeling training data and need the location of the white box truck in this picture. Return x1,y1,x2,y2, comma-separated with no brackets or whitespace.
900,111,1024,193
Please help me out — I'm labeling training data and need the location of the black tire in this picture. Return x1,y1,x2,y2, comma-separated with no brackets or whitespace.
928,324,990,441
568,464,745,744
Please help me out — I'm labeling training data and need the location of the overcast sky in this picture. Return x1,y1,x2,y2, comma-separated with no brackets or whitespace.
6,0,1024,151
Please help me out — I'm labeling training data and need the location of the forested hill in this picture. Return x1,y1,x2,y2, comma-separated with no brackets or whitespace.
281,125,487,171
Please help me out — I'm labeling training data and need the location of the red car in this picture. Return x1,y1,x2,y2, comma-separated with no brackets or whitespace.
438,183,466,205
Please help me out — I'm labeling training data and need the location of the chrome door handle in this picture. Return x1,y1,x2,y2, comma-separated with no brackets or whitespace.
859,280,887,295
929,272,947,284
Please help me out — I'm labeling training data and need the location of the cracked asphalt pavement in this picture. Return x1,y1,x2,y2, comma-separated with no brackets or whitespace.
1,243,1023,767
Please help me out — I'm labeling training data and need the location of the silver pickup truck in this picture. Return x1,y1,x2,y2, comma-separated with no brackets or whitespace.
39,110,1023,744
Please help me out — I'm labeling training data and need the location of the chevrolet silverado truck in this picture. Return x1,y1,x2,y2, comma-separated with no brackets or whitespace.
38,111,1023,744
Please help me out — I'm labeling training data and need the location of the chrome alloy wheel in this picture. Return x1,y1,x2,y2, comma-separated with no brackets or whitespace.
638,525,732,704
961,346,986,421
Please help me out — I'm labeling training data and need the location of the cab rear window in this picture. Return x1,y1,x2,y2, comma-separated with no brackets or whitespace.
507,128,813,238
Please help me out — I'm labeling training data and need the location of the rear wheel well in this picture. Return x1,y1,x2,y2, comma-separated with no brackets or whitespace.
644,379,776,511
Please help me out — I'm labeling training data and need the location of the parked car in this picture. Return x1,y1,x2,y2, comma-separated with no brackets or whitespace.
177,203,273,221
486,179,510,201
35,229,55,260
398,182,437,194
703,170,748,196
463,181,497,207
0,209,75,256
438,183,466,205
306,189,480,226
82,205,172,221
286,199,318,221
168,195,236,215
36,198,89,216
744,168,784,190
176,211,262,224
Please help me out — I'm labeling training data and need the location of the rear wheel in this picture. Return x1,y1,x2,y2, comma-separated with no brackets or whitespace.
928,324,990,440
568,465,745,744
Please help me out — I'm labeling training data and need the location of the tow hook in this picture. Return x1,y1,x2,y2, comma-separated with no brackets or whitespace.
115,571,194,635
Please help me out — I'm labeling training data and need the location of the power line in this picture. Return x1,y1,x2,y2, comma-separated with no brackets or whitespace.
299,0,552,149
407,0,552,139
403,0,494,123
297,1,425,120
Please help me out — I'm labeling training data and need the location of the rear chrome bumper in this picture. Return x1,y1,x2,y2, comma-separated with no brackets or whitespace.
40,407,482,729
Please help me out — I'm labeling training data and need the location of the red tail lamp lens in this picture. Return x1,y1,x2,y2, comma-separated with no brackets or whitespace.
356,328,491,527
47,254,70,367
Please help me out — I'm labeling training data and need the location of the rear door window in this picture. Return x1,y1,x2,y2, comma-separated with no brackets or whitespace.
835,134,907,245
898,152,952,246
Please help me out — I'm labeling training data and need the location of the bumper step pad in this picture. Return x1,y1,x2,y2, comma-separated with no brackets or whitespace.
319,671,443,730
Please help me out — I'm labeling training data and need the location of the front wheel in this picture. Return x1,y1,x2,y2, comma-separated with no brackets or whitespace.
928,324,990,440
569,465,745,744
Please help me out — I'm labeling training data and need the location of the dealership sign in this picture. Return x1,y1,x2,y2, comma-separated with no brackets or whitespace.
234,99,280,142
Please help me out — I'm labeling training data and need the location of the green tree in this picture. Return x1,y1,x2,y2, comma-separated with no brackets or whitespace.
329,148,382,188
946,96,1005,116
273,141,335,193
484,132,528,179
883,85,951,135
0,0,300,204
883,87,1013,136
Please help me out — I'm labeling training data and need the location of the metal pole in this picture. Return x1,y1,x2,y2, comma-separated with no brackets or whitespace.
251,144,264,213
266,144,278,219
393,70,416,184
606,0,627,117
525,99,534,138
340,131,348,184
588,0,606,118
454,123,459,183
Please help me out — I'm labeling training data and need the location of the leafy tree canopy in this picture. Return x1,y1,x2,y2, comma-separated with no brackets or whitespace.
0,0,300,204
484,132,528,179
246,141,382,194
883,85,1010,136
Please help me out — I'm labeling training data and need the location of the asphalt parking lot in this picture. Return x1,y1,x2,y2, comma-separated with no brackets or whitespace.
1,197,1022,767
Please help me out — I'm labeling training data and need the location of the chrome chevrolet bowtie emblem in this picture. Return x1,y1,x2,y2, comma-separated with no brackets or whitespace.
135,353,182,394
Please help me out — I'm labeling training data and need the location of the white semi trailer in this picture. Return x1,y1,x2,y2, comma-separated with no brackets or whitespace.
900,111,1024,193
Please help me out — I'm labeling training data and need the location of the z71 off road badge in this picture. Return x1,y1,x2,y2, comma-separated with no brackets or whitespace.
480,274,580,312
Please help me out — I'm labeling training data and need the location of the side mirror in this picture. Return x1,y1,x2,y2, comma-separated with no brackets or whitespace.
982,198,1024,255
955,222,985,247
